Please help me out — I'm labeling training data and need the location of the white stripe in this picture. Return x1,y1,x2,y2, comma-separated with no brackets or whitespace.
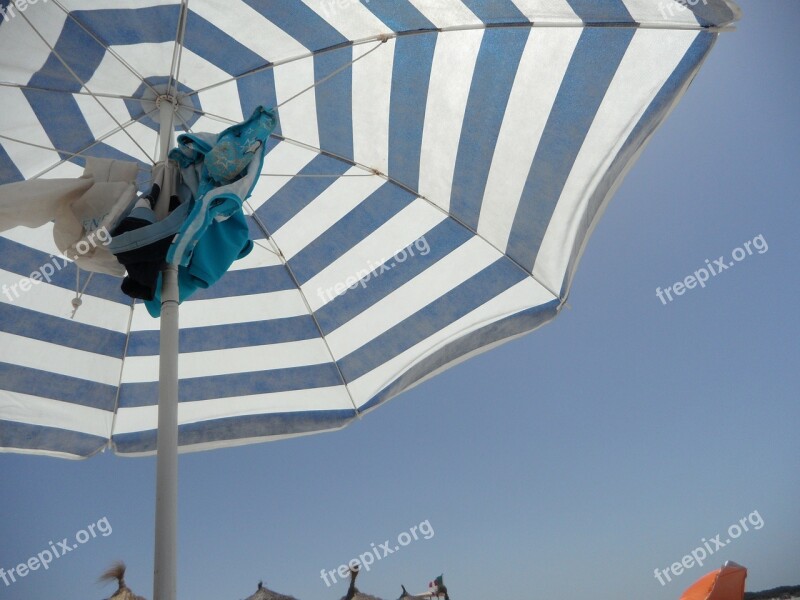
418,29,483,212
620,0,703,26
273,57,319,149
1,224,61,256
352,39,394,175
83,50,148,98
477,27,581,250
534,29,698,293
407,0,482,28
0,87,63,179
120,339,333,383
73,94,154,162
226,243,285,271
102,42,175,89
271,168,384,259
247,141,318,212
0,333,122,385
62,0,174,8
112,386,354,435
190,0,309,63
129,288,309,331
0,391,113,438
326,236,499,358
0,1,66,87
303,198,446,312
299,0,391,42
35,162,86,179
1,268,132,330
349,277,556,408
194,79,245,126
509,0,580,23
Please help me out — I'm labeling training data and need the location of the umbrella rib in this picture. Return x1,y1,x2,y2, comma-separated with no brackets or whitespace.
169,103,563,299
109,297,138,452
269,133,564,301
16,9,157,166
0,131,150,170
167,0,190,100
259,173,374,178
274,39,386,110
176,106,374,178
27,107,159,180
183,18,732,100
0,81,141,102
243,204,363,418
48,0,162,100
172,105,194,135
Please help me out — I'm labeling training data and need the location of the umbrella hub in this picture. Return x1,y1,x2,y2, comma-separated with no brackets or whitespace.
125,78,202,133
155,94,177,109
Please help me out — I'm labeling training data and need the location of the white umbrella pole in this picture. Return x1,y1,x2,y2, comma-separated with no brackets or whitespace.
154,97,178,600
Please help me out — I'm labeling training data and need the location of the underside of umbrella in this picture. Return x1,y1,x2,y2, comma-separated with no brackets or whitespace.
0,0,740,458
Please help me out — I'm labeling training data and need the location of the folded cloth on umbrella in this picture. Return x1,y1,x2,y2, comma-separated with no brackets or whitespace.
167,105,276,267
0,157,139,276
141,105,276,317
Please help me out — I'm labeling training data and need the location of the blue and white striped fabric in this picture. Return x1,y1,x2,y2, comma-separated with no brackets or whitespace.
0,0,740,458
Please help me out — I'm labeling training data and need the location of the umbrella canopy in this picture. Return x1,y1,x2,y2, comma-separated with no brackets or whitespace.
680,562,748,600
0,0,740,459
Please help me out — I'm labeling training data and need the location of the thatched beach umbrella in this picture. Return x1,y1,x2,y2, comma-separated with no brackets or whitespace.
244,580,300,600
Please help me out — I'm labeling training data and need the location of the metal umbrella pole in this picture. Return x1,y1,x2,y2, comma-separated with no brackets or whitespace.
153,95,179,600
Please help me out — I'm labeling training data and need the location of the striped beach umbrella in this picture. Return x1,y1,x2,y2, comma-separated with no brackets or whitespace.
0,1,740,598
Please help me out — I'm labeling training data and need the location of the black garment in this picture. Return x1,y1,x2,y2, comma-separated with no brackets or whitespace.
111,185,180,301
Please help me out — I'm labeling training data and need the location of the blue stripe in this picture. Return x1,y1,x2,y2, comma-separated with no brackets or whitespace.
460,0,527,24
238,71,282,137
0,144,24,184
74,7,268,77
71,7,177,46
27,17,108,93
255,154,352,233
187,264,297,300
0,420,107,457
112,409,354,454
126,315,321,356
0,237,131,305
449,27,529,231
246,215,269,241
362,0,436,32
561,32,715,297
314,218,473,333
360,298,560,412
0,303,127,357
287,183,416,284
23,89,148,172
388,33,437,191
240,0,348,50
0,363,117,410
339,257,529,381
565,0,634,23
117,363,344,408
506,27,635,272
183,11,269,76
314,47,354,161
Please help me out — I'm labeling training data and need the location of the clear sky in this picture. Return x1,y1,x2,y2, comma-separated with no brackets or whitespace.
1,2,798,599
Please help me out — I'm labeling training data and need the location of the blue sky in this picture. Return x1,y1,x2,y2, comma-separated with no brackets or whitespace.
1,2,798,599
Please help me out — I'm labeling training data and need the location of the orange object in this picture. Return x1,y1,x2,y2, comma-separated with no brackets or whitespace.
680,562,747,600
